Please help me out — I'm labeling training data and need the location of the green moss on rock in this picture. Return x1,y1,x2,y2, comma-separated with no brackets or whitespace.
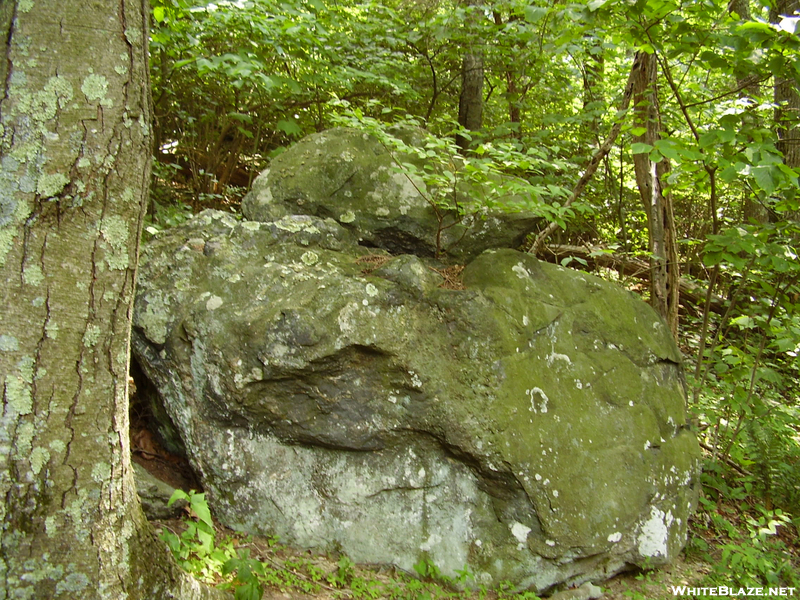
132,208,700,593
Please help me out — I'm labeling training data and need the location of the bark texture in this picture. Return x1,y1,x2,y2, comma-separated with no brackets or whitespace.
0,2,224,598
458,54,484,133
457,0,484,151
630,51,680,338
772,0,800,171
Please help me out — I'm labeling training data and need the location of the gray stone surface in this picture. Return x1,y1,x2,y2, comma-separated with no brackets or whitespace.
133,463,187,520
550,582,604,600
131,204,701,592
240,127,540,262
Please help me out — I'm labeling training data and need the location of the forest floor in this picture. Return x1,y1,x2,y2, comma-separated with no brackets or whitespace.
131,414,722,600
152,508,713,600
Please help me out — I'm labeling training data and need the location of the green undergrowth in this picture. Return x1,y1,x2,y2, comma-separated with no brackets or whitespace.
161,484,799,600
159,489,542,600
686,479,800,589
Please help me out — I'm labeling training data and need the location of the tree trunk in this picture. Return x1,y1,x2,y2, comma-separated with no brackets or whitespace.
457,0,484,151
0,3,225,598
492,11,522,134
630,51,680,337
772,0,800,172
582,36,604,139
730,0,771,224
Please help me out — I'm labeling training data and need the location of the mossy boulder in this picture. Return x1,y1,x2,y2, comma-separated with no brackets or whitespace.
240,127,539,262
132,208,700,593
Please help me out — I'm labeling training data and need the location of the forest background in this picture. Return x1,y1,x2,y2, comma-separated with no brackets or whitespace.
146,0,800,590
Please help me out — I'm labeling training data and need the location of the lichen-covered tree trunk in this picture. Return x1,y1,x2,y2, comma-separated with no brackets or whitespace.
0,2,224,598
631,51,680,337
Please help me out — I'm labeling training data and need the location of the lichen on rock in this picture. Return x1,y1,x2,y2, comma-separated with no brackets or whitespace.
241,127,541,262
132,130,701,594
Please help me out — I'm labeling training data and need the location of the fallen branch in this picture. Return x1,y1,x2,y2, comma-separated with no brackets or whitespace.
698,440,752,478
540,243,726,314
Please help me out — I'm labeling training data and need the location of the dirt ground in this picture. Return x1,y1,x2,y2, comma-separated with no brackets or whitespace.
600,557,712,600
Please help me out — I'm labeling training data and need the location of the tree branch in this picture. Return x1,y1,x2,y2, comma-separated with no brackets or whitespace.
529,55,641,254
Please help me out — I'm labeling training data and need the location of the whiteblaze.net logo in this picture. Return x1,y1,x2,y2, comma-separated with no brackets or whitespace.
671,586,796,597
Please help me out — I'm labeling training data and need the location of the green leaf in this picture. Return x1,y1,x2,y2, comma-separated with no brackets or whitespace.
276,119,303,135
413,559,430,578
160,529,181,554
222,556,241,577
773,337,797,352
561,256,588,267
719,165,740,183
698,131,717,149
630,142,653,154
235,582,264,600
654,139,681,161
173,57,198,70
190,493,214,529
195,57,215,72
227,112,253,123
738,20,774,34
167,489,189,507
648,148,663,163
255,73,275,89
196,527,214,553
752,165,776,194
524,6,548,22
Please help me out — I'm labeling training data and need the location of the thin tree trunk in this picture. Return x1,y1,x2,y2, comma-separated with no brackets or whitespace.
772,0,800,180
630,51,680,337
493,11,522,133
457,0,484,151
0,2,225,598
531,55,640,253
729,0,771,224
582,36,604,139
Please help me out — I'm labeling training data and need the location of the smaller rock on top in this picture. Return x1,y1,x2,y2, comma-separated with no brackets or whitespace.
241,127,541,261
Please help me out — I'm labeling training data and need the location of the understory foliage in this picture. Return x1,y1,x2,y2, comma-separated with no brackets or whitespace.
149,0,800,588
161,491,542,600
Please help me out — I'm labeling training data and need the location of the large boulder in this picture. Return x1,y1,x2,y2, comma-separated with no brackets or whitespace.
240,127,540,262
131,209,701,592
